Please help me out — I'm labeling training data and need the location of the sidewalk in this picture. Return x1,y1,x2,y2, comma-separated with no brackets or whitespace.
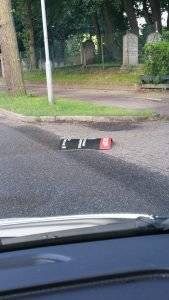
1,82,169,117
27,84,169,117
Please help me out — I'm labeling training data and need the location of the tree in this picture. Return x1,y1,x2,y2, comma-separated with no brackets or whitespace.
166,0,169,29
0,0,25,96
142,0,153,25
19,0,38,69
149,0,162,32
85,0,126,61
13,0,38,70
9,0,169,69
123,0,139,35
103,0,115,59
92,12,102,60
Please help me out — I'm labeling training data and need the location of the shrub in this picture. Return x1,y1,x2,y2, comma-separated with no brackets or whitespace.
162,31,169,41
144,41,169,83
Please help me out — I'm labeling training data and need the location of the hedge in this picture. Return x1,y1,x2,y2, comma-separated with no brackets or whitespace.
144,41,169,83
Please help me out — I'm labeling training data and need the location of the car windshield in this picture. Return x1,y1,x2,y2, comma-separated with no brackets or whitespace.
0,0,169,241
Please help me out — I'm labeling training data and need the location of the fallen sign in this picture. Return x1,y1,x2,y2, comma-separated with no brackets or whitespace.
60,138,113,151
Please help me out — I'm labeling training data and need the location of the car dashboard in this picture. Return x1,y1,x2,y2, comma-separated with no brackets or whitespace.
0,233,169,299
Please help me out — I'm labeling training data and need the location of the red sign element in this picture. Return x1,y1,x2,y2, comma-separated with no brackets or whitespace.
99,138,113,150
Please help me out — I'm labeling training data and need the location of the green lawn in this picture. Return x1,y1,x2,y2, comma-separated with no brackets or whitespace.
24,66,143,88
0,93,152,117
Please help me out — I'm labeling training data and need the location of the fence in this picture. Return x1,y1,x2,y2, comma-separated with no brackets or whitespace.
19,25,159,71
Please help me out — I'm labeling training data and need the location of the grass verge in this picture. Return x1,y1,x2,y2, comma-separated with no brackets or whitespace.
0,93,152,117
24,66,143,88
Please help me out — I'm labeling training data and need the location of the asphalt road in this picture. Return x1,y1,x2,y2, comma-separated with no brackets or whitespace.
0,119,169,218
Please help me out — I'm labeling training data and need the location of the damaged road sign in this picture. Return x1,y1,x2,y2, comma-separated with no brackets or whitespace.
60,138,113,150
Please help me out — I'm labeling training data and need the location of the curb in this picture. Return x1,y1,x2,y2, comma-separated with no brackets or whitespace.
141,84,169,90
0,108,161,124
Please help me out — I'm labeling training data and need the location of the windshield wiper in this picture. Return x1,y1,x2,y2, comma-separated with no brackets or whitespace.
150,216,169,231
0,215,168,250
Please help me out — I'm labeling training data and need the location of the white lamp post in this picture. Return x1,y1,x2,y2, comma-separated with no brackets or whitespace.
41,0,54,104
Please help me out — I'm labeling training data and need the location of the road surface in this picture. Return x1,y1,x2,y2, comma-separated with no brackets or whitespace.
0,118,169,218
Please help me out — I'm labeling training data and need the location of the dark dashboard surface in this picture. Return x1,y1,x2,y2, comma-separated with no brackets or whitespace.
0,233,169,299
12,277,169,300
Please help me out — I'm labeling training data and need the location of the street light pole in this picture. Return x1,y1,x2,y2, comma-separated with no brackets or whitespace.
40,0,54,104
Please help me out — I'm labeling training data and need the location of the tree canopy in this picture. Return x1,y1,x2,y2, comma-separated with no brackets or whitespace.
10,0,169,67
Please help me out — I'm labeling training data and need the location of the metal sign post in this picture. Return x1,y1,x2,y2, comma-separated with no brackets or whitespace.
41,0,54,105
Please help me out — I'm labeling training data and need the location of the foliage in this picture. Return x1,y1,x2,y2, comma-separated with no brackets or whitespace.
144,41,169,82
12,1,25,52
162,31,169,41
10,1,169,69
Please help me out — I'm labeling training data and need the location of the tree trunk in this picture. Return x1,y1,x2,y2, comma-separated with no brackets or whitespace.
59,39,65,66
167,0,169,30
0,0,25,96
149,0,162,32
103,0,114,60
92,12,102,62
123,0,139,35
142,0,153,25
23,0,37,70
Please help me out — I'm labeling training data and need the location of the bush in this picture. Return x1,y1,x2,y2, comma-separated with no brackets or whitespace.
162,31,169,41
144,41,169,83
